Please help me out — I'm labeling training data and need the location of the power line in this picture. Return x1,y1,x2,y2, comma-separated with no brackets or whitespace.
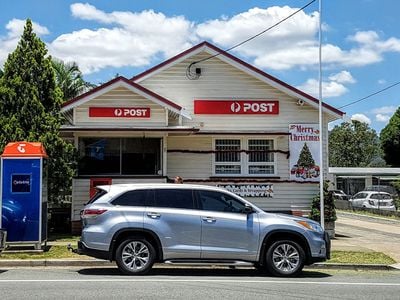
186,0,317,78
339,80,400,109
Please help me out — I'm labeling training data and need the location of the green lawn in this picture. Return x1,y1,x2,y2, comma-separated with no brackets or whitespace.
328,250,396,265
0,244,396,265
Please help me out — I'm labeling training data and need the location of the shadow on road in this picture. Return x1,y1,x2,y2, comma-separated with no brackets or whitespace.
0,270,8,275
77,267,331,278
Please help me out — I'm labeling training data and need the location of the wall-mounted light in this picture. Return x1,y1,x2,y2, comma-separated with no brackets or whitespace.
297,99,305,106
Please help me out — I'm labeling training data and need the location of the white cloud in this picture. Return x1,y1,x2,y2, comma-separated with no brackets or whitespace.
296,78,348,98
378,79,386,85
351,113,371,125
49,3,196,74
371,106,397,123
328,71,355,84
297,71,355,98
3,4,400,75
196,6,400,71
70,3,113,23
375,114,390,122
371,105,397,114
0,19,49,67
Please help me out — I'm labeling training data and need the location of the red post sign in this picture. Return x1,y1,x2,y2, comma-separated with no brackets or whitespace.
89,107,151,118
194,100,279,115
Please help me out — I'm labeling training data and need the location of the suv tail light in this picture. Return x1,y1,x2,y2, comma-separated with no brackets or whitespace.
82,209,108,219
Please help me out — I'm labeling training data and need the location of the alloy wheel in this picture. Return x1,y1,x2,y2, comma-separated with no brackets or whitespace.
121,241,150,271
271,243,300,273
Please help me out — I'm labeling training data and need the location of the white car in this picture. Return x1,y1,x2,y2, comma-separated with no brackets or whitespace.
350,191,396,211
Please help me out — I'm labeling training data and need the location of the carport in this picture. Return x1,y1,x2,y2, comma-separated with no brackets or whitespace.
329,167,400,196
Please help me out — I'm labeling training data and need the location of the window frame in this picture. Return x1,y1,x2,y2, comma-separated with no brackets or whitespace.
195,189,248,214
212,137,277,177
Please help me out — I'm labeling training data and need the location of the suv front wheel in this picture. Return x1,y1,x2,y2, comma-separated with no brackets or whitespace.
265,240,305,277
116,237,156,275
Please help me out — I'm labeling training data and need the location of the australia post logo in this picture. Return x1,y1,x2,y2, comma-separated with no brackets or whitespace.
194,100,279,115
89,107,151,118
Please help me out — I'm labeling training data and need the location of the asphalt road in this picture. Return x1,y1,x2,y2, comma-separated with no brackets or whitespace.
0,267,399,300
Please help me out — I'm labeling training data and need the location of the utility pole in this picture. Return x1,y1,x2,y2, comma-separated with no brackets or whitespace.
318,0,325,229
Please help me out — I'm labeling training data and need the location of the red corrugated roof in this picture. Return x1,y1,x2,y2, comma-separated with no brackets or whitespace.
62,76,182,111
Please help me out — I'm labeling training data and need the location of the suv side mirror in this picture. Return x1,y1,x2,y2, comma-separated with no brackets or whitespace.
243,204,253,214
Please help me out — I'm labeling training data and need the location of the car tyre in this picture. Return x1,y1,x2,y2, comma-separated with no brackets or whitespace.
265,240,305,277
116,237,155,275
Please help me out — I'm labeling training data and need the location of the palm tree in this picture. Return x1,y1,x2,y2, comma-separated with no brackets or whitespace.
51,58,96,102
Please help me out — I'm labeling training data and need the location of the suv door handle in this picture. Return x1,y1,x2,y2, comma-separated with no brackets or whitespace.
202,217,216,223
147,212,161,219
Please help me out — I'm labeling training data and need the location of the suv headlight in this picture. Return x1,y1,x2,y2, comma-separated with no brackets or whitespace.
296,220,324,233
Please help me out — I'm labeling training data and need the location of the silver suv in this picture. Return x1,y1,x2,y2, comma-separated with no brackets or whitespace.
77,184,330,277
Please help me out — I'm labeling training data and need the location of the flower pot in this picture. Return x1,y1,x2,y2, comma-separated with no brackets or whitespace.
324,221,335,239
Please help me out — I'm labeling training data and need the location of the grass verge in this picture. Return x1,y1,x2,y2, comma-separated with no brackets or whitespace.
337,209,400,221
0,245,396,265
328,251,396,265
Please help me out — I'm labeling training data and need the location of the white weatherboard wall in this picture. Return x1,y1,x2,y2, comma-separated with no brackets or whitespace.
139,52,335,130
139,51,331,211
69,49,338,222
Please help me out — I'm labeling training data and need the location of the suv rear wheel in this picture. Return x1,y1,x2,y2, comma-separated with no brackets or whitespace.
265,240,305,277
116,237,155,275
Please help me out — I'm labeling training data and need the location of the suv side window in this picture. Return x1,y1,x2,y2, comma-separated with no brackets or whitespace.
354,193,366,199
370,193,379,199
151,189,195,209
197,190,246,213
112,190,149,206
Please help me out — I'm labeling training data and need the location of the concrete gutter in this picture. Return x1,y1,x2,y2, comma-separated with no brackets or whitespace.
0,259,399,271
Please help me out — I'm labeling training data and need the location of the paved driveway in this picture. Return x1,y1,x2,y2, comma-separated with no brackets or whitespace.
333,212,400,263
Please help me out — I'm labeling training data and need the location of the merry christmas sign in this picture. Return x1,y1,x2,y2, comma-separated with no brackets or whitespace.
289,124,321,182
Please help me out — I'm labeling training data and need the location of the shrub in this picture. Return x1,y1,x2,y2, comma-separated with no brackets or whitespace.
309,181,337,222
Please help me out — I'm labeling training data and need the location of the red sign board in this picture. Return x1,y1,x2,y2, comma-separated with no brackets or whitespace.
89,107,151,118
194,100,279,115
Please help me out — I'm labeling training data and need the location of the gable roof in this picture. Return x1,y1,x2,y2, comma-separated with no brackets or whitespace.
61,76,191,119
131,41,344,119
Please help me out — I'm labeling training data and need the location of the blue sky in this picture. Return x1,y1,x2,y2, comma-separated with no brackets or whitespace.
1,0,399,133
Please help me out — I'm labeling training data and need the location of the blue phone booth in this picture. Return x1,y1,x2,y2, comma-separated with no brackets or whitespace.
0,142,48,249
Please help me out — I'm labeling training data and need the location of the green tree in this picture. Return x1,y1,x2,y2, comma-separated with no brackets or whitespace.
380,107,400,167
0,19,76,204
329,120,384,167
51,58,95,101
297,143,315,168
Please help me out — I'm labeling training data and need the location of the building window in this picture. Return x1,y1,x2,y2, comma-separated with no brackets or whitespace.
78,137,161,176
214,138,275,176
215,139,241,174
248,139,274,175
